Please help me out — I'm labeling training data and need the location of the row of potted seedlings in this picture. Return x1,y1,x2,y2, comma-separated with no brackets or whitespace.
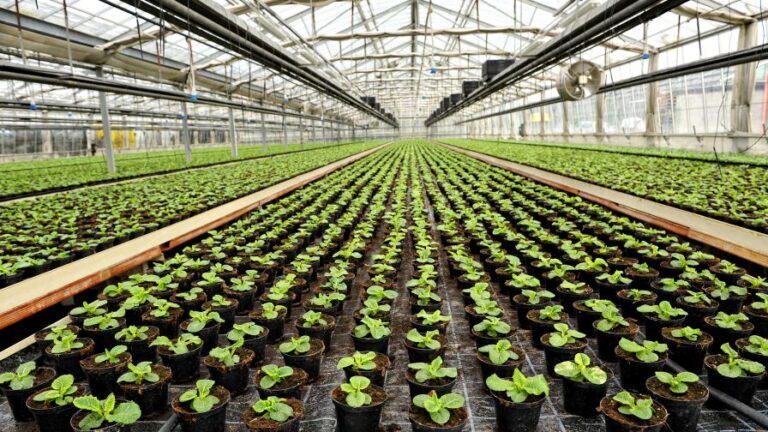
419,143,768,431
0,143,379,288
1,144,404,431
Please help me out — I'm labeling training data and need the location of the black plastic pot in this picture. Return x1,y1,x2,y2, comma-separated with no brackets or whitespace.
281,339,325,382
676,297,719,328
254,368,308,399
594,321,639,362
471,329,514,350
34,324,80,355
647,376,709,432
616,347,667,393
296,316,336,353
26,386,85,432
409,406,468,432
704,316,754,352
223,287,256,314
616,290,657,320
179,320,221,354
527,311,567,349
595,280,629,303
81,320,126,352
250,311,287,344
141,309,183,338
556,287,595,315
157,343,203,383
203,300,239,333
410,315,450,334
743,305,768,337
204,348,255,395
405,335,447,363
573,301,602,337
561,368,612,417
490,392,545,432
241,330,269,366
340,352,390,387
118,364,172,418
705,354,764,407
118,326,159,363
661,327,713,373
599,393,668,432
351,334,390,355
45,338,95,379
511,295,552,330
476,348,526,382
641,313,686,342
80,351,131,398
541,335,587,376
172,384,230,432
0,367,55,422
331,384,387,432
243,398,303,432
736,338,768,388
405,370,456,398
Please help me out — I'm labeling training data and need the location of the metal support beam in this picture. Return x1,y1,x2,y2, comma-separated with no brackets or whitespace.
96,67,116,173
731,22,759,146
645,52,660,147
228,107,238,157
596,95,605,138
562,102,570,138
282,106,288,146
260,112,268,151
180,102,192,163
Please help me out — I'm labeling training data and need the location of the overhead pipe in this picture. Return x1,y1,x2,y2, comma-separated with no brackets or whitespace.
426,0,687,126
457,42,768,124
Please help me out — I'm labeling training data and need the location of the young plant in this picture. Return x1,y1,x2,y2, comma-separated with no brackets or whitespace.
353,316,391,340
744,335,768,357
547,323,586,347
654,371,700,394
259,364,294,389
72,393,141,430
95,345,128,365
279,336,311,355
117,361,160,385
408,357,457,383
299,311,328,327
612,391,654,420
596,309,630,332
0,361,36,390
147,300,180,318
43,324,76,341
412,392,465,425
207,295,233,308
337,351,378,371
250,396,294,422
175,287,204,301
584,298,618,313
637,301,687,321
70,300,108,317
473,317,512,337
559,281,589,294
179,379,220,413
519,289,555,305
50,333,85,354
258,303,287,320
681,290,712,305
151,333,203,355
596,271,631,285
554,353,607,384
339,376,373,407
472,299,503,317
83,308,126,330
710,283,747,301
208,339,244,366
537,305,564,321
365,285,398,303
670,326,703,341
712,312,750,330
115,325,151,342
750,293,768,313
32,374,78,406
716,343,766,377
623,289,653,300
478,339,519,365
485,369,549,402
416,309,451,325
359,298,391,317
227,322,264,342
407,329,442,350
186,310,224,332
618,338,668,362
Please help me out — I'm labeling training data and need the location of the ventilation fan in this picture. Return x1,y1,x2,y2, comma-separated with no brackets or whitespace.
556,60,603,101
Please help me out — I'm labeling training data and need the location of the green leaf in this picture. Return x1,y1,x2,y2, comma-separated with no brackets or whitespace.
108,401,142,425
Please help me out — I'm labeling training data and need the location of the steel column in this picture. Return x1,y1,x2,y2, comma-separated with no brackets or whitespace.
96,67,116,173
181,102,192,163
228,107,238,157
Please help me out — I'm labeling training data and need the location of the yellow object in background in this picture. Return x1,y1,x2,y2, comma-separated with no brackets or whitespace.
97,129,137,149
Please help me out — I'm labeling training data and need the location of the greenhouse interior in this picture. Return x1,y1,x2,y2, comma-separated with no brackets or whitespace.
3,0,768,431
